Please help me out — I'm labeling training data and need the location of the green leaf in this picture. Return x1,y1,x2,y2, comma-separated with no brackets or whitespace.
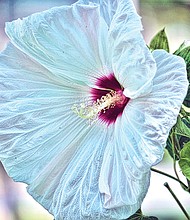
149,28,169,52
166,114,190,160
166,135,172,156
127,209,158,220
175,116,190,138
174,42,190,79
179,142,190,180
174,116,190,153
183,87,190,108
180,106,190,118
166,131,179,160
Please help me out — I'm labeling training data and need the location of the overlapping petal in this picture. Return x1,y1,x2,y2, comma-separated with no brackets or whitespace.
109,0,156,99
133,50,188,166
99,50,188,216
5,3,111,86
78,0,156,99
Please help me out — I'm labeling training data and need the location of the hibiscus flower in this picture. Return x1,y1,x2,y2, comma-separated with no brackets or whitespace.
0,0,188,219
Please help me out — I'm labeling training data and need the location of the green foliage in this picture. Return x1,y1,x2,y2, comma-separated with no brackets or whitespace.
184,89,190,108
174,42,190,108
166,132,175,159
149,28,169,52
175,115,190,138
149,29,190,161
179,142,190,181
166,112,190,160
174,42,190,74
127,209,158,220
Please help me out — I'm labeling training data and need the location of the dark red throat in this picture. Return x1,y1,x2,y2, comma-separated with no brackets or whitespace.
91,73,130,126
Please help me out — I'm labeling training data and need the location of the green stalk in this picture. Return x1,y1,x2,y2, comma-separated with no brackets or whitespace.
187,179,190,193
151,168,188,190
164,182,190,220
171,131,184,187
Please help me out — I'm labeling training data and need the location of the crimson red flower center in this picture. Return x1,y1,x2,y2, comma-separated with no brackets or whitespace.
91,73,130,125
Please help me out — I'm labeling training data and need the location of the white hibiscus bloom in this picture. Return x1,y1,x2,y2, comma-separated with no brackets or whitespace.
0,0,188,219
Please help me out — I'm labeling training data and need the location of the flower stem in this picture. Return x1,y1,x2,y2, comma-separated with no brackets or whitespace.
187,179,190,193
151,168,188,190
164,182,190,220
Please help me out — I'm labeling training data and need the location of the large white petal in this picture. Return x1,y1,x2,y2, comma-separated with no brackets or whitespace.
109,0,156,99
27,122,148,220
99,50,188,216
99,114,151,218
28,125,113,219
0,43,90,184
5,3,110,86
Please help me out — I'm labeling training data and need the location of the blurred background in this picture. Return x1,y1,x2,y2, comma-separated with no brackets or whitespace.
0,0,190,219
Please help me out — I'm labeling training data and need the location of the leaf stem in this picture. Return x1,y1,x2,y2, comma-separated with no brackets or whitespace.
173,159,181,184
164,182,190,220
151,168,188,190
172,131,184,187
